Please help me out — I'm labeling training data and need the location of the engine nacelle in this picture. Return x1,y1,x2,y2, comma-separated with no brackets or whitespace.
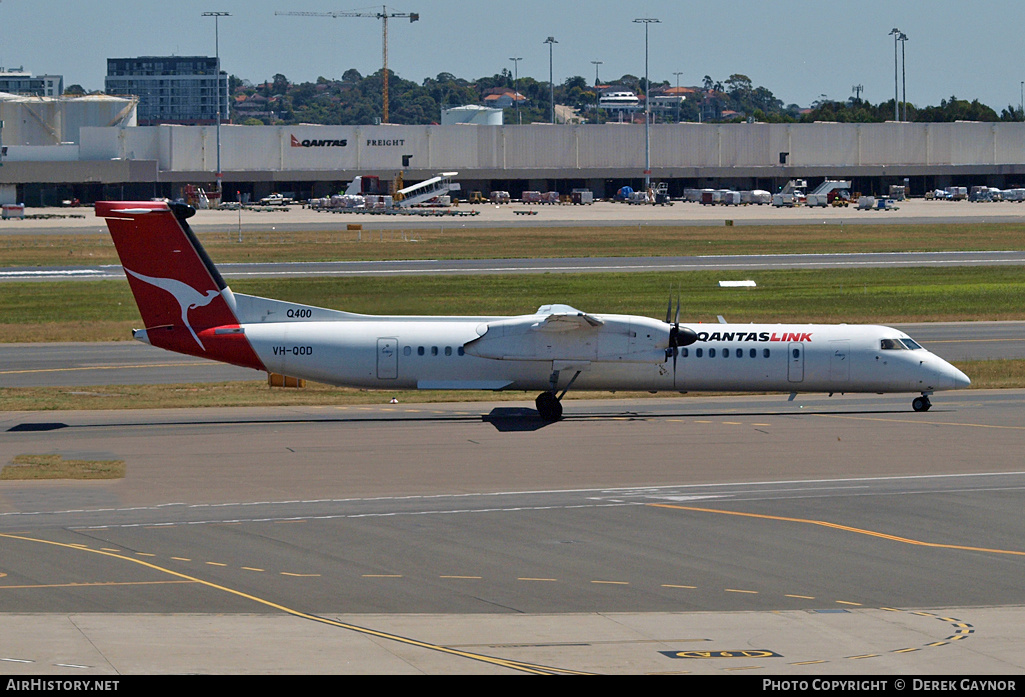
463,313,673,363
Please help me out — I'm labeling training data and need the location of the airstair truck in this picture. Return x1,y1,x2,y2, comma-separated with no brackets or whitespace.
806,179,852,207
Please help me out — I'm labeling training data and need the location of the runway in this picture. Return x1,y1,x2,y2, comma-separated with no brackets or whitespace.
1,391,1024,674
5,249,1025,283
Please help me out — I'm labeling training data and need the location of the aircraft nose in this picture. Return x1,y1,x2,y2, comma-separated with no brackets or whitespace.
947,364,971,389
933,358,971,390
918,356,971,391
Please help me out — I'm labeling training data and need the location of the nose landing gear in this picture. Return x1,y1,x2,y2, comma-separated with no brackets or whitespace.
912,394,933,412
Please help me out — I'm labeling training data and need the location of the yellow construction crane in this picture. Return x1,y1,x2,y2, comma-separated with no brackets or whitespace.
276,7,419,124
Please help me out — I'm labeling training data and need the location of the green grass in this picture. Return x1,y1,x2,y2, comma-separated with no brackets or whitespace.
1,266,1023,343
2,221,1025,266
1,454,125,480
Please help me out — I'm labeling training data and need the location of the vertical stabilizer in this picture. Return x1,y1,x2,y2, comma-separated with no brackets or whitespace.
96,201,266,371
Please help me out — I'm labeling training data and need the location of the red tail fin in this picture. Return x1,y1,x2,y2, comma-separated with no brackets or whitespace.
97,201,266,371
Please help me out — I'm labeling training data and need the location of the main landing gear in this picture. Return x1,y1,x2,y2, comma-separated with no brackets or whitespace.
535,391,563,422
535,368,582,422
912,393,933,412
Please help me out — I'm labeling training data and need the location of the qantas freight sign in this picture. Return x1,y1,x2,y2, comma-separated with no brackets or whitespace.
96,201,971,422
290,135,347,147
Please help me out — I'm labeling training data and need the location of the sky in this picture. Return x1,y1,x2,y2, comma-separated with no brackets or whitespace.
5,1,1025,111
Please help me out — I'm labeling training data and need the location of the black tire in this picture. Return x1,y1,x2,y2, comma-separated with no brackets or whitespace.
535,392,563,422
912,396,931,412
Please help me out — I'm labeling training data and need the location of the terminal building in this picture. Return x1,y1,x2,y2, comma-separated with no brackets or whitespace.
2,120,1025,205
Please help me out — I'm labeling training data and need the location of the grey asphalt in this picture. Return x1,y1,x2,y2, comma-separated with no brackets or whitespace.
5,197,1025,236
5,249,1025,282
1,391,1024,674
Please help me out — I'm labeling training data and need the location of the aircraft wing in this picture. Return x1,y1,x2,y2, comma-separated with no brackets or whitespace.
532,311,604,332
531,304,604,332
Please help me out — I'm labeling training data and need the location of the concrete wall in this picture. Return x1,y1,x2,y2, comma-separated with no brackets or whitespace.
78,122,1025,177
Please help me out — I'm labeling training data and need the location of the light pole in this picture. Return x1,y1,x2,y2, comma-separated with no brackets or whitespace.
889,27,900,121
544,36,557,124
898,32,908,121
591,60,603,123
673,70,684,123
634,17,659,190
509,56,522,124
203,11,230,203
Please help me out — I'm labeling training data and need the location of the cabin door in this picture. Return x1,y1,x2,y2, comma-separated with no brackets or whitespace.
787,342,804,383
377,338,398,380
830,340,850,384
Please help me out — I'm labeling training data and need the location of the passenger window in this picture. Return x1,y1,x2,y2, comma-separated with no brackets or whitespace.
457,347,465,356
696,348,703,358
431,346,439,356
681,348,688,357
763,348,770,358
792,348,801,358
444,346,452,356
723,348,729,358
749,348,756,358
709,348,716,358
417,346,425,356
403,346,411,356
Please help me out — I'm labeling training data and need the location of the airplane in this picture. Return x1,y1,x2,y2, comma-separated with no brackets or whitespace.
97,200,971,421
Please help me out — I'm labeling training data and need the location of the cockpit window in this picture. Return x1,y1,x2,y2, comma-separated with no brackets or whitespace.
880,338,906,350
900,338,923,350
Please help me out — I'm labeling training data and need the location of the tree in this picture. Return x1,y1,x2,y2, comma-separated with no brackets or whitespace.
262,73,290,98
724,74,752,97
1000,104,1023,122
563,75,587,91
228,67,1011,126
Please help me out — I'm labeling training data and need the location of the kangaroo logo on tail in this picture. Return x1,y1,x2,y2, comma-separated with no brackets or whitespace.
124,268,220,350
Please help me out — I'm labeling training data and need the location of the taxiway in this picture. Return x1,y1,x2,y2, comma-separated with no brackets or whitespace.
1,391,1024,674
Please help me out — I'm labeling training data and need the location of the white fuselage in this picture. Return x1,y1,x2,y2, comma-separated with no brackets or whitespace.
238,305,969,397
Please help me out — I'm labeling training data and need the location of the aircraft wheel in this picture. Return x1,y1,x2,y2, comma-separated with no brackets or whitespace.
912,396,932,412
535,392,563,422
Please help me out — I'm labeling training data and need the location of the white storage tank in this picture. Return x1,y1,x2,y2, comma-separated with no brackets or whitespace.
0,92,136,145
441,105,503,126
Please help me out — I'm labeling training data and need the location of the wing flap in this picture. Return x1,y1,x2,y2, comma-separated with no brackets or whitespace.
532,312,604,332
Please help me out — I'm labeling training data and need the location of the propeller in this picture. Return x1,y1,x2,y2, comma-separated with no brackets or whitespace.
664,292,698,374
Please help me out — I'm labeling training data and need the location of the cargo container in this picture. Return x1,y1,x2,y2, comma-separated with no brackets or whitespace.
570,189,593,204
